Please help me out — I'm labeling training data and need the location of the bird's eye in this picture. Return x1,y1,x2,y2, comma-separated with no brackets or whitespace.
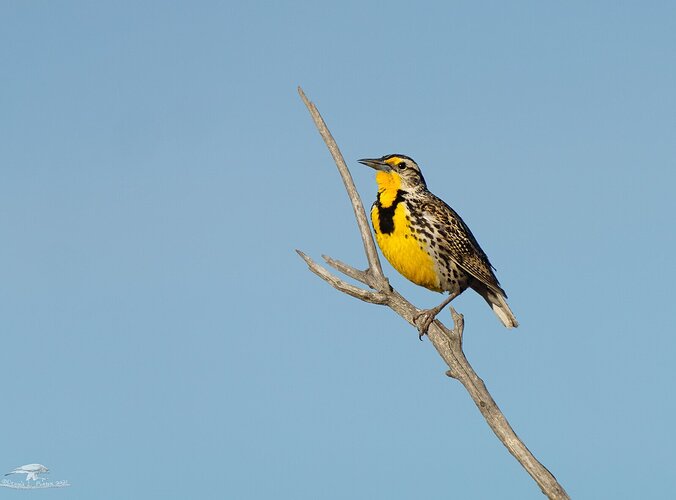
398,162,407,169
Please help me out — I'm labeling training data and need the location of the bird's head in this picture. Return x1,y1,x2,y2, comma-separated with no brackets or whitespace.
358,154,427,192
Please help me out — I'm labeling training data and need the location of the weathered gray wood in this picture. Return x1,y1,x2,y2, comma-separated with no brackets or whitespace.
296,87,570,500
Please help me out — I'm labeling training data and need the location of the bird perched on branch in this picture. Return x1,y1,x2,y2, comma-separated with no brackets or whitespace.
359,154,518,336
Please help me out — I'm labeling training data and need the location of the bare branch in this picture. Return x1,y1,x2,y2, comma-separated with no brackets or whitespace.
321,254,382,289
296,250,389,305
296,87,569,500
297,87,386,287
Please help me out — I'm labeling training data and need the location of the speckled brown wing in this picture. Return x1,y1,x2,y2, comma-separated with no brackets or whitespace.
420,194,507,298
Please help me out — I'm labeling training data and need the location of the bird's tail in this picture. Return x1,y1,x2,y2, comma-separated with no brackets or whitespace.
483,290,519,328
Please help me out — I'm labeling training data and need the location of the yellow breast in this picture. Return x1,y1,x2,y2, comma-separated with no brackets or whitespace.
371,202,442,292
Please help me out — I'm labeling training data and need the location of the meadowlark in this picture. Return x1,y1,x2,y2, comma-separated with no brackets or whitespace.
359,154,518,335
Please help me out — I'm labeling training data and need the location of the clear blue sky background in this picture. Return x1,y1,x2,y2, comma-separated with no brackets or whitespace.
2,2,675,498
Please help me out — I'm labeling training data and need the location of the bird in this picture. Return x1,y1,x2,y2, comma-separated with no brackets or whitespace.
359,154,518,336
4,464,49,482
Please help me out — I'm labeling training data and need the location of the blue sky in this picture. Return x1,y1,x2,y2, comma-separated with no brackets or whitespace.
2,1,675,498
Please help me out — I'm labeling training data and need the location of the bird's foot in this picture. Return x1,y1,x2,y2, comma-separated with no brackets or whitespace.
413,293,459,340
414,306,444,340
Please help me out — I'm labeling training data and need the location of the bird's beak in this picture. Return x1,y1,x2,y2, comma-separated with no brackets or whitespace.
358,157,391,172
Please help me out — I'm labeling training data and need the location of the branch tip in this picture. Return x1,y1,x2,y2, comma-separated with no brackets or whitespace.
295,249,310,263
